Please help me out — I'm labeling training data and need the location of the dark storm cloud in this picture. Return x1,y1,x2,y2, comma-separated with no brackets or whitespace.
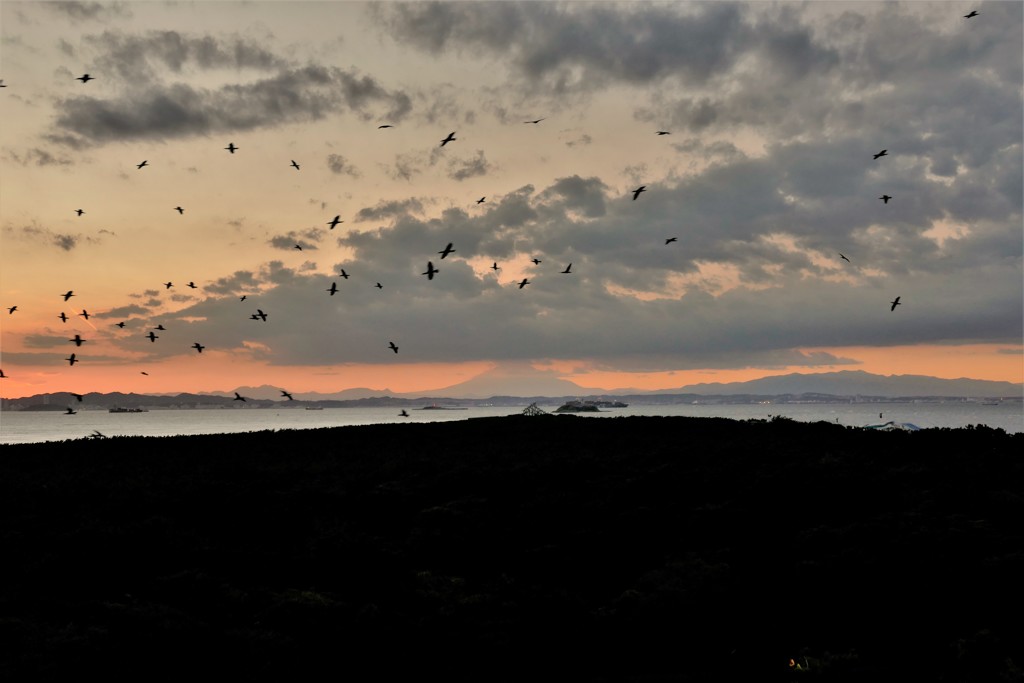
537,175,607,218
326,153,360,177
446,150,491,181
203,270,259,295
51,65,413,146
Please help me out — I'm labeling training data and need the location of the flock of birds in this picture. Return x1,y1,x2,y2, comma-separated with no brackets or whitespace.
0,8,986,420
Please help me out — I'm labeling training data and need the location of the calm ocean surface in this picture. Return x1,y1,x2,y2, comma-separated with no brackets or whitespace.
2,401,1021,445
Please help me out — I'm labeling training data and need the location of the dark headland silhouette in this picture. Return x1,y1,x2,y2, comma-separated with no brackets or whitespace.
0,416,1020,681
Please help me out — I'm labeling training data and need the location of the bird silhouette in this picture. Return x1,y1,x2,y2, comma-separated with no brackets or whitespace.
115,321,126,328
880,195,892,204
632,186,647,200
234,392,246,402
76,74,93,83
255,309,268,321
327,215,343,229
440,131,456,147
517,278,530,289
339,269,350,279
378,124,394,129
79,310,90,320
561,263,572,274
7,306,17,314
186,282,197,289
140,371,149,375
89,430,107,439
873,149,887,159
491,262,500,271
531,258,542,265
0,369,6,378
524,118,545,124
174,206,184,214
75,209,84,216
839,253,851,263
399,409,409,417
70,393,84,402
665,237,678,245
281,390,294,400
69,334,86,347
163,282,173,289
154,324,166,331
890,296,902,311
225,142,238,153
476,197,485,204
290,160,300,170
59,312,69,323
136,160,148,169
388,341,399,353
656,131,671,135
62,290,75,301
439,243,456,259
327,282,338,296
375,282,383,289
964,10,978,18
294,244,303,251
64,407,77,415
66,353,78,366
239,295,247,302
192,342,205,353
423,261,438,280
146,331,158,342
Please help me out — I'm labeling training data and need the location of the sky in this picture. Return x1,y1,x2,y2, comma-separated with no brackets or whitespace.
0,0,1021,399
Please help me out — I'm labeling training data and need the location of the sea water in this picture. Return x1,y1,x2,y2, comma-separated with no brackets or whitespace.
1,401,1021,445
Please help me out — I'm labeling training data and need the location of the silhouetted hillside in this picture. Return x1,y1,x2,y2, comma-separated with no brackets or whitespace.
1,416,1021,681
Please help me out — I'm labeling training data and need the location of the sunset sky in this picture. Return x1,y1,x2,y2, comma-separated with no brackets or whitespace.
1,1,1021,399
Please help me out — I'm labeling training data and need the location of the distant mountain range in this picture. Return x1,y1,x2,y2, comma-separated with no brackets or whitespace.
2,370,1019,411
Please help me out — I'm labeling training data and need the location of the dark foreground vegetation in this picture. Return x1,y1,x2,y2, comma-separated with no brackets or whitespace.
1,416,1021,681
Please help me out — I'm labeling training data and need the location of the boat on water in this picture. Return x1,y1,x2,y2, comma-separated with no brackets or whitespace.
109,407,148,413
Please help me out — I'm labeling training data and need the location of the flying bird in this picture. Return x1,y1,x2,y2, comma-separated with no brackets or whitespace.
517,278,530,289
69,334,86,347
338,269,350,279
115,321,126,328
388,341,399,354
439,243,456,259
186,282,197,289
524,118,545,124
7,306,16,314
89,430,107,439
476,197,485,204
665,237,678,245
163,282,173,289
327,282,338,296
66,354,78,366
64,407,77,415
239,295,247,302
531,258,542,265
192,342,205,353
423,261,438,280
561,263,572,274
62,290,75,301
327,215,344,229
254,309,268,321
0,369,6,378
75,209,84,216
225,143,238,153
890,296,902,311
440,131,456,147
76,74,93,83
70,393,84,402
174,206,184,214
234,392,246,402
146,331,158,342
656,131,671,135
136,160,148,169
294,244,303,251
375,282,383,289
399,409,409,417
491,262,500,271
964,10,978,18
58,312,69,323
873,149,887,159
290,160,300,170
140,371,149,376
632,186,647,200
839,253,851,263
154,324,166,331
79,310,90,320
281,390,294,400
378,124,394,129
880,194,892,204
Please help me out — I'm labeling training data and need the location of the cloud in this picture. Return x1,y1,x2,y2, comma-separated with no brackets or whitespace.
269,230,322,251
354,198,425,223
3,148,75,167
51,64,413,146
326,153,360,177
4,223,99,251
447,150,491,181
45,2,132,22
